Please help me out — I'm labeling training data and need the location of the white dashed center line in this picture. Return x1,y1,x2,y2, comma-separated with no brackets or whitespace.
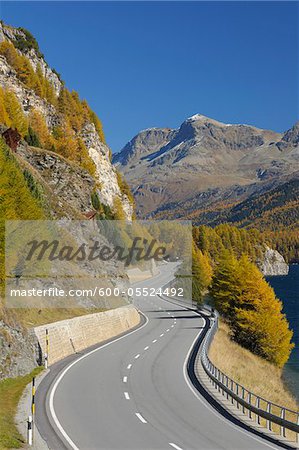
135,413,147,424
166,329,170,332
152,339,157,343
169,443,183,450
160,334,164,337
123,376,127,383
144,346,149,350
124,392,130,400
127,364,132,370
135,354,140,359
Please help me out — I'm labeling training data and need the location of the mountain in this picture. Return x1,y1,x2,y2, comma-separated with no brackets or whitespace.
113,114,299,220
0,22,133,220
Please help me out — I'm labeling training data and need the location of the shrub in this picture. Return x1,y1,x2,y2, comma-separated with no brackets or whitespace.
25,126,41,147
91,190,101,211
14,27,43,58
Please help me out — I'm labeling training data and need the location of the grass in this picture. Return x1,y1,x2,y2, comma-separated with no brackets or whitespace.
0,367,43,450
209,321,298,442
209,321,298,411
0,305,128,329
13,307,107,328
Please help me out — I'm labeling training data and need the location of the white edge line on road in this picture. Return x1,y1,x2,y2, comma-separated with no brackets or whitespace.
169,443,183,450
124,392,130,400
135,412,147,423
49,312,149,450
182,317,279,450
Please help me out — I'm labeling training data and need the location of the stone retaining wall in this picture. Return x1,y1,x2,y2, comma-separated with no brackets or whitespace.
34,305,140,366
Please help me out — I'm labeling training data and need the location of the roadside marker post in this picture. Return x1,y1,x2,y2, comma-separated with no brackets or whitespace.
31,377,36,416
45,329,49,369
27,415,33,446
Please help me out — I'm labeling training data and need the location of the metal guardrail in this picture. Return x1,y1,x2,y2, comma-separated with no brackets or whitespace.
201,314,299,446
159,277,299,446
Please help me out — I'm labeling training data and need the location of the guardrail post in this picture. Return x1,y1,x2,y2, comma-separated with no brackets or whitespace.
236,384,239,409
231,380,234,404
242,387,245,414
217,369,221,392
266,403,272,431
226,376,229,400
280,408,286,437
255,397,261,425
248,392,252,419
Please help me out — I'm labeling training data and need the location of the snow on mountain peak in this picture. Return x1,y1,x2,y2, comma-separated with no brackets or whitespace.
187,114,208,122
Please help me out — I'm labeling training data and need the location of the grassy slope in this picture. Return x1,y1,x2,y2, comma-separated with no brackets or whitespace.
209,321,298,411
15,307,106,328
0,367,43,450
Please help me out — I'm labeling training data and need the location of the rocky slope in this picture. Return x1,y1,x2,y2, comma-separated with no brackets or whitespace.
0,21,134,380
113,114,299,219
0,319,40,380
0,22,133,220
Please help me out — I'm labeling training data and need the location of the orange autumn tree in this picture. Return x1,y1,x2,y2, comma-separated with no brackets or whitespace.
2,88,28,136
28,109,53,149
210,253,294,367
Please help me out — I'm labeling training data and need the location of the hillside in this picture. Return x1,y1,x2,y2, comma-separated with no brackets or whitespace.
0,21,135,381
0,22,134,220
113,114,299,220
154,176,299,228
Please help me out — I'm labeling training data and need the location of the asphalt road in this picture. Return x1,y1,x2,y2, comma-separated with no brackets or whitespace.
39,263,283,450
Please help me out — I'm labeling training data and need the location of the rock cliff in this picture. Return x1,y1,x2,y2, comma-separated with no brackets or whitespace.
0,22,133,219
0,320,40,380
258,246,289,276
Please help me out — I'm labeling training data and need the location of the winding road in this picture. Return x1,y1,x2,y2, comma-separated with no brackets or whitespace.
36,263,282,450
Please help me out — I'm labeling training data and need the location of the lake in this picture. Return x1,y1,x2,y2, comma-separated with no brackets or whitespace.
267,264,299,402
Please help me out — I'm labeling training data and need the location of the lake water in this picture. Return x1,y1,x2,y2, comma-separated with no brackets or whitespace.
267,264,299,401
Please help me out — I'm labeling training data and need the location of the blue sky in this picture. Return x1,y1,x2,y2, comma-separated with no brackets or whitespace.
1,1,298,151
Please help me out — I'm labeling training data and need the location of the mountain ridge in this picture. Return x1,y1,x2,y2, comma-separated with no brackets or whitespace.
113,114,299,219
